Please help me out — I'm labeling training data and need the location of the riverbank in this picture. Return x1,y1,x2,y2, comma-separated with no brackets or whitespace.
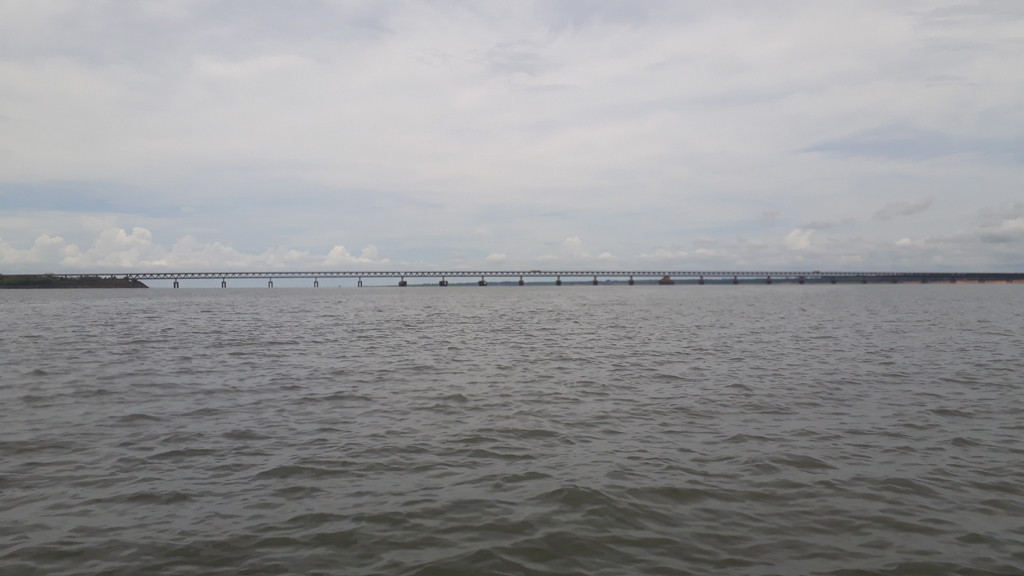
0,275,148,289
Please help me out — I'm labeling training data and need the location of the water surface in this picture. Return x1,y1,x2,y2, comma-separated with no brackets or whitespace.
2,286,1022,575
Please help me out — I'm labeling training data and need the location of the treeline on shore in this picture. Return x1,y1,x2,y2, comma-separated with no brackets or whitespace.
0,274,149,289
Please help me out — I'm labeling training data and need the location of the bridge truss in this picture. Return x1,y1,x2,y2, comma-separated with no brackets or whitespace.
54,270,1023,283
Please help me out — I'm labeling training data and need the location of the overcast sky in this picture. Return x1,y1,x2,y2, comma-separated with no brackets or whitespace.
1,0,1022,273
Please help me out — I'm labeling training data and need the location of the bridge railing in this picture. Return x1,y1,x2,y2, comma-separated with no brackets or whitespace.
51,270,1024,282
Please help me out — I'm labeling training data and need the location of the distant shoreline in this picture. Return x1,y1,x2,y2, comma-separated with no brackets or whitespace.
0,275,148,289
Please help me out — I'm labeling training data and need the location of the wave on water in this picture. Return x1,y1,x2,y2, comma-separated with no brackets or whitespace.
2,287,1023,575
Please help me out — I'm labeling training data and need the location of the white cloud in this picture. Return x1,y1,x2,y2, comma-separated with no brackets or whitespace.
324,245,357,265
784,228,814,251
485,252,507,263
56,227,157,269
324,244,388,266
158,236,251,270
561,236,586,257
0,234,69,268
359,244,381,260
0,2,1021,271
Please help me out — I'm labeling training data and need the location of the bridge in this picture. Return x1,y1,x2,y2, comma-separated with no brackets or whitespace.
55,270,1024,288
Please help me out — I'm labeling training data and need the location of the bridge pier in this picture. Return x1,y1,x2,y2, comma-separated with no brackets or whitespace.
399,276,407,287
798,276,805,284
733,275,738,285
357,278,363,287
173,279,179,289
861,277,867,284
314,278,319,288
268,279,273,288
699,275,704,285
766,276,772,285
439,276,448,287
831,277,836,284
593,275,598,285
478,276,487,286
556,276,562,286
628,275,634,285
221,279,227,288
519,276,524,286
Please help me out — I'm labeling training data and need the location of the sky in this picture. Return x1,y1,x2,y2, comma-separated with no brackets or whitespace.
1,0,1023,273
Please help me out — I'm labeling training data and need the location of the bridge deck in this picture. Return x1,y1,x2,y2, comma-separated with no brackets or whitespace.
51,270,1024,281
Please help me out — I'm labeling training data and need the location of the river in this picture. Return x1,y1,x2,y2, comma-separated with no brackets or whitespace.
1,285,1021,575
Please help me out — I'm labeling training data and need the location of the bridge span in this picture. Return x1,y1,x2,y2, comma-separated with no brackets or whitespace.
57,270,1024,288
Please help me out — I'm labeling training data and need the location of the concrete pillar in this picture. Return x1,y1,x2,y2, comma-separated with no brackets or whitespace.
518,276,524,286
593,275,598,285
268,279,273,288
221,279,227,288
699,275,704,285
478,276,487,286
399,276,407,287
733,275,738,285
357,278,363,287
628,275,635,285
798,276,805,285
766,276,772,285
173,279,179,288
556,276,562,286
314,278,319,288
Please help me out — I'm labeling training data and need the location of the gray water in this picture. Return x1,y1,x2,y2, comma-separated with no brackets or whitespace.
1,285,1022,576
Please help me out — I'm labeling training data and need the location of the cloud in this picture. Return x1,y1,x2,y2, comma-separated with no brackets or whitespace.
874,200,933,220
561,236,586,258
784,229,814,251
485,252,507,263
978,203,1024,228
359,244,381,260
324,243,389,266
804,127,1024,162
155,236,250,269
484,41,547,76
800,220,847,230
977,203,1024,244
57,227,157,269
0,234,69,268
638,247,688,258
1,228,394,272
324,245,359,265
1,2,1022,272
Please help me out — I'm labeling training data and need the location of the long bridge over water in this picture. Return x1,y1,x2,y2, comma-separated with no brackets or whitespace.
56,270,1024,288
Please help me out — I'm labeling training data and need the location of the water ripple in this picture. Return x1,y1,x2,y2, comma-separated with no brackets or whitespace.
1,286,1022,575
